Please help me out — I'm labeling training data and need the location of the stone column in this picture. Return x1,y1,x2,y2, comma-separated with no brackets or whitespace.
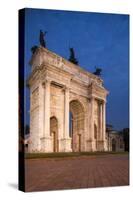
39,82,45,139
40,79,52,152
89,97,96,151
97,100,104,151
62,86,72,152
102,101,106,150
90,97,95,140
99,102,103,141
44,79,51,138
64,87,69,138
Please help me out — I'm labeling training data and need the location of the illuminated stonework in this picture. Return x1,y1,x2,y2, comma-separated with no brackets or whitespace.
28,47,109,152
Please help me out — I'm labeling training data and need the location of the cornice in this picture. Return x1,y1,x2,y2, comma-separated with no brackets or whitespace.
29,46,103,86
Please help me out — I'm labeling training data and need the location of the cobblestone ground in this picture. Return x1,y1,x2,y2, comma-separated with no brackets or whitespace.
25,154,129,192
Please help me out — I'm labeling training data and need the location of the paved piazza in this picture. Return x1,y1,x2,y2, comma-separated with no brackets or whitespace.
25,154,129,192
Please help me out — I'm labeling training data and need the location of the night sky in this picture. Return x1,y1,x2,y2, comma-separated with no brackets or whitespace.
24,8,129,131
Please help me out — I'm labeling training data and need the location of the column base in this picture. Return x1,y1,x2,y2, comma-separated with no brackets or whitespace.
96,140,107,151
40,136,53,152
103,139,108,151
86,139,96,152
28,137,41,153
28,145,41,153
60,138,72,152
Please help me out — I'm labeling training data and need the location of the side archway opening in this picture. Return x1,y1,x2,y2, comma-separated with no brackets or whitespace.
50,116,58,152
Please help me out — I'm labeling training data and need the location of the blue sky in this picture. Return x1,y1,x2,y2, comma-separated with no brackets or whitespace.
24,8,129,130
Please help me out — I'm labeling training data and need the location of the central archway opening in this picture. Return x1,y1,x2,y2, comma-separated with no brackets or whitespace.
50,116,58,152
69,100,85,152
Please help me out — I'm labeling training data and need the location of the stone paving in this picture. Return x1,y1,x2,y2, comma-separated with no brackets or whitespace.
25,154,129,192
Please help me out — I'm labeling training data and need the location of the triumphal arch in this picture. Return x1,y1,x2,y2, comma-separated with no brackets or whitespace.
28,47,108,153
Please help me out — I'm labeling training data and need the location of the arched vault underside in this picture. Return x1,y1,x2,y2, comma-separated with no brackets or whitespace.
70,100,85,152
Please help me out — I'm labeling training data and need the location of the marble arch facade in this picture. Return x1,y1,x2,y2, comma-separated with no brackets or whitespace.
28,47,109,152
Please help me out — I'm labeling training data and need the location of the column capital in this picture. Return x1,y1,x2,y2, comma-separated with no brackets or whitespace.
97,99,106,105
89,96,95,101
62,86,70,92
65,86,70,92
103,99,106,104
42,78,51,88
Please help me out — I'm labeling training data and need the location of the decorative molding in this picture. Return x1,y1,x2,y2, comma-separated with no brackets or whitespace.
29,47,103,86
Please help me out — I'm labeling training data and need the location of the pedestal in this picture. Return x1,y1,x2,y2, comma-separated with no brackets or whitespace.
40,136,53,152
60,138,72,152
86,139,96,152
97,140,107,151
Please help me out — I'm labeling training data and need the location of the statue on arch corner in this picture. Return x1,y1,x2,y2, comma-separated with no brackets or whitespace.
69,47,78,65
39,30,47,48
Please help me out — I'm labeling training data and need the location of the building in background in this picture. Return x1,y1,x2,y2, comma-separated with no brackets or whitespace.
106,124,125,152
